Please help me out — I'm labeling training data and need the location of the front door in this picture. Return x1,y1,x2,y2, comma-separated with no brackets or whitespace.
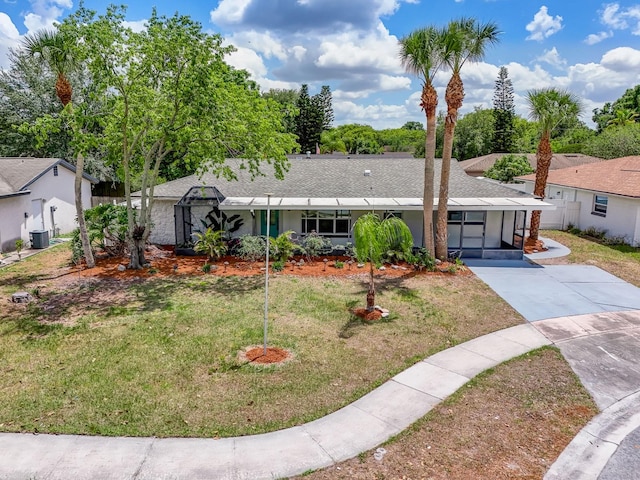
260,210,279,237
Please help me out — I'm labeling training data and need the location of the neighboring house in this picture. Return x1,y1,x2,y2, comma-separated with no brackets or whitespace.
516,156,640,245
459,153,603,177
0,157,97,252
140,155,554,260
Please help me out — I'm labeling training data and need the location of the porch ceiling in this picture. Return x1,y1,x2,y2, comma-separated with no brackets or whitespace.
219,197,556,211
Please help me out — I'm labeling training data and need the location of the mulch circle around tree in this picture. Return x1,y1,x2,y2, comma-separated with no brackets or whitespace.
351,308,383,322
239,346,294,366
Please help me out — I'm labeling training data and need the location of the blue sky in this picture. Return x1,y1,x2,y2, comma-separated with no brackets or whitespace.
1,1,640,129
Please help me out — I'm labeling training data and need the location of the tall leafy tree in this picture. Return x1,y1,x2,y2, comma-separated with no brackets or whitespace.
582,123,640,158
21,29,96,268
492,66,515,153
593,85,640,132
399,26,446,255
435,18,500,260
452,107,494,160
65,6,296,269
320,124,382,154
526,88,582,242
262,88,299,135
353,213,413,312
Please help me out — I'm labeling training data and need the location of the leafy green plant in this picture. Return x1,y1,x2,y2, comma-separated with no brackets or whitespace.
581,226,607,240
409,248,436,272
271,260,285,272
202,263,212,273
193,228,228,263
270,230,296,262
334,260,345,269
301,232,332,261
15,239,24,260
237,235,267,267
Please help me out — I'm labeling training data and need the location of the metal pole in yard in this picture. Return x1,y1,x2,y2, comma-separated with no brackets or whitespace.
263,193,272,356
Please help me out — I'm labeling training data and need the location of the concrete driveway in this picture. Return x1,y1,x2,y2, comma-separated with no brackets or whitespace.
467,261,640,322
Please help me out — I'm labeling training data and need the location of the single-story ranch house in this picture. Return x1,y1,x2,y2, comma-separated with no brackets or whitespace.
141,155,554,260
516,156,640,246
0,157,96,252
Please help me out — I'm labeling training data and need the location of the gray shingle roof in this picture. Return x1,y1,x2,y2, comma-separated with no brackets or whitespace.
148,156,534,201
0,157,98,197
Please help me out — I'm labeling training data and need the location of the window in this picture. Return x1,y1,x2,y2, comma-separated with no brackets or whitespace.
53,165,58,176
592,195,608,217
383,211,402,220
302,210,351,236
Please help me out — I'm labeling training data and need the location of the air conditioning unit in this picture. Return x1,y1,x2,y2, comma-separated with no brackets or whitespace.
30,230,49,249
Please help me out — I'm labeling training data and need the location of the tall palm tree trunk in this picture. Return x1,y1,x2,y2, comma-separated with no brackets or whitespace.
422,84,437,255
529,132,552,242
436,73,464,260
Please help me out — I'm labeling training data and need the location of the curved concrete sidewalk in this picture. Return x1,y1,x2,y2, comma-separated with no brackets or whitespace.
0,324,552,480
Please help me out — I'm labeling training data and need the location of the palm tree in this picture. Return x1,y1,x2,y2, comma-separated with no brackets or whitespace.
435,18,500,260
527,88,582,242
353,213,414,312
399,27,446,256
22,29,95,268
607,108,639,127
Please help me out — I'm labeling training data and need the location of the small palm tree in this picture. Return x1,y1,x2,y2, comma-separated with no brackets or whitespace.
527,88,583,242
353,213,414,311
399,26,446,256
193,228,228,264
435,18,500,260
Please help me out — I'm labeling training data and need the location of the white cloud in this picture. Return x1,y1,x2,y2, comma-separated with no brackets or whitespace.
23,0,71,32
600,46,640,71
536,47,567,68
526,6,563,41
600,3,640,35
225,45,268,78
227,30,288,61
210,0,252,25
584,31,613,45
315,22,401,72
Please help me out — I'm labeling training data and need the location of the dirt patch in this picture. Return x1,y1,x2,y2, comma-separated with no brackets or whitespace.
239,346,293,365
297,348,597,480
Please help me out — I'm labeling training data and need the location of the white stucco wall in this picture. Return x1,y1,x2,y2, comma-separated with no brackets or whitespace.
0,195,30,252
574,190,640,245
0,165,93,251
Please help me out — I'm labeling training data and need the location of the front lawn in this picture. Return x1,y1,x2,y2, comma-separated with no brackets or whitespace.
0,243,522,438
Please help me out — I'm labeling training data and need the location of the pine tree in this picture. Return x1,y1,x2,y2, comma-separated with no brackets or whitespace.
294,84,332,153
492,66,515,153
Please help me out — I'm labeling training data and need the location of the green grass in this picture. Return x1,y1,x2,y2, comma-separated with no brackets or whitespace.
542,230,640,286
0,245,523,438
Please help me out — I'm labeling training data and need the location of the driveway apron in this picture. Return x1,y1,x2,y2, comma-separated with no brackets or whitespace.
467,261,640,322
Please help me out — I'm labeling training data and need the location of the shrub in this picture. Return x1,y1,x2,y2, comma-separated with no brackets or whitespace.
193,228,228,262
409,248,436,272
271,260,285,272
237,235,266,265
271,231,296,262
334,260,345,269
301,233,332,260
581,226,607,240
